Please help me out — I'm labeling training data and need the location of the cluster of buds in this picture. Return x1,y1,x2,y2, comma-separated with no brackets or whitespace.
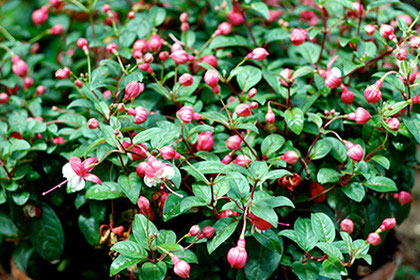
344,141,364,161
55,67,71,80
367,218,396,246
235,102,258,117
32,5,49,26
176,105,202,123
127,106,149,124
188,225,215,239
179,12,189,32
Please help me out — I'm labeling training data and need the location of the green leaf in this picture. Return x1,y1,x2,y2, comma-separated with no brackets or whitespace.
370,155,390,170
317,168,340,184
296,42,321,64
29,203,64,262
341,182,366,202
244,242,282,280
100,124,118,147
316,242,344,261
311,213,336,243
133,214,158,248
280,218,318,251
261,134,285,156
140,262,167,280
162,193,187,221
364,176,397,192
0,211,18,236
265,28,290,43
284,108,304,135
292,261,319,280
327,137,348,162
132,127,162,144
110,255,143,276
234,66,262,92
111,241,147,258
403,114,420,144
85,182,123,200
253,229,283,254
250,2,270,19
9,139,31,153
118,173,142,204
308,138,332,160
78,215,100,246
149,6,166,26
207,218,239,254
209,35,248,49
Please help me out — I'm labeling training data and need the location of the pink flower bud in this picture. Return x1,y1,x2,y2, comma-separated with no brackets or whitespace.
279,68,294,87
200,55,218,69
143,53,154,64
348,2,364,18
133,39,149,53
49,0,62,8
364,24,377,36
367,232,381,246
49,24,64,35
74,79,83,88
55,68,69,80
12,57,28,77
148,35,163,53
340,218,354,234
171,43,183,53
211,85,220,94
202,226,215,239
52,136,65,145
32,6,49,26
188,225,200,237
227,11,245,26
133,107,148,124
409,35,420,49
347,144,364,161
128,11,136,19
177,106,194,123
171,50,189,64
23,77,34,89
227,239,247,269
382,218,396,230
340,85,355,104
159,146,177,159
235,104,251,117
216,22,232,35
397,191,413,204
136,161,148,177
290,29,307,46
204,69,220,88
102,4,111,13
380,24,395,40
179,73,194,86
265,107,275,123
181,22,190,32
77,38,88,49
323,55,341,89
87,118,99,129
354,107,372,124
248,88,257,98
232,155,251,167
221,154,232,164
387,117,400,131
106,42,118,54
248,48,269,61
35,85,46,96
180,12,189,23
138,63,152,73
226,135,242,151
197,131,214,151
193,113,202,120
281,151,299,165
172,256,190,279
0,93,9,104
395,48,408,61
159,51,170,61
364,80,383,103
269,10,283,22
137,196,152,216
124,81,144,100
105,11,119,26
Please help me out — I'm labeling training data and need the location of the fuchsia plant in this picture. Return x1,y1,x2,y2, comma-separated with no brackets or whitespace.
0,0,419,279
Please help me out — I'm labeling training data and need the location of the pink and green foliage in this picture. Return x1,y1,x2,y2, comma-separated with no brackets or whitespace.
0,0,419,279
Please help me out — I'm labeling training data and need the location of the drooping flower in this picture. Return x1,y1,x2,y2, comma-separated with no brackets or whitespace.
61,157,102,193
144,156,175,187
227,238,247,269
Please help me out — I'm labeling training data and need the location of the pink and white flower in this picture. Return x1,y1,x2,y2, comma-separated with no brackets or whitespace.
144,156,175,187
62,157,102,192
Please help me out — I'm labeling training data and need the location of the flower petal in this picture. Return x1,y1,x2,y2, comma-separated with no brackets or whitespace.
69,157,83,176
84,173,102,185
62,162,76,179
67,176,85,192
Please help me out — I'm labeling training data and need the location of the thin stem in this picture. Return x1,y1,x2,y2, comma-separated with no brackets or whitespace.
0,24,15,42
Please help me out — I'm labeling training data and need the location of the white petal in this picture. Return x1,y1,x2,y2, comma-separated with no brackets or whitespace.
62,162,76,179
162,165,175,180
144,177,160,188
67,176,85,193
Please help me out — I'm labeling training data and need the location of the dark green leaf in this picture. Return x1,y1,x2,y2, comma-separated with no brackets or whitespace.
284,108,304,135
364,176,397,192
311,213,336,243
207,218,239,254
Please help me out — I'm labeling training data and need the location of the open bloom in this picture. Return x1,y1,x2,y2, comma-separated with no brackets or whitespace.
144,156,175,187
62,157,102,192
